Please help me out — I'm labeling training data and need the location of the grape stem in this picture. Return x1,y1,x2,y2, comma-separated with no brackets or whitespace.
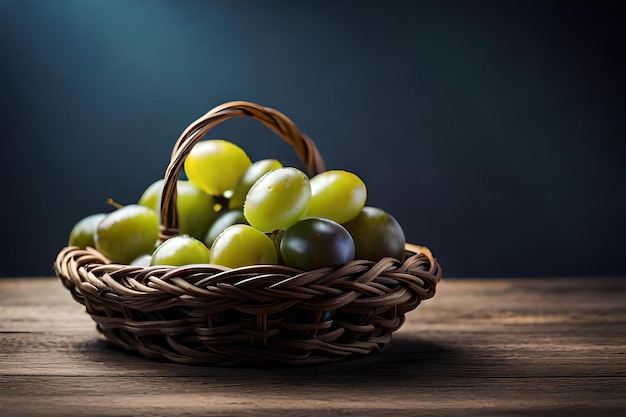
106,198,125,209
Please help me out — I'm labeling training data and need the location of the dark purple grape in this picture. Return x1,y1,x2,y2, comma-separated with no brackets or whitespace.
280,218,355,270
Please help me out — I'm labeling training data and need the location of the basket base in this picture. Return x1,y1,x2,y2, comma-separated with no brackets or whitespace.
54,245,441,366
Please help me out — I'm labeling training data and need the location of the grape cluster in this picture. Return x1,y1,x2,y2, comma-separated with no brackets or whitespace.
67,140,407,270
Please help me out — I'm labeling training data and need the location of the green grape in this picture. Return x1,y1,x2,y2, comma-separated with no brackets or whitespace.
95,204,160,264
243,167,311,233
342,206,406,262
137,179,163,209
280,217,355,270
305,170,367,224
138,179,218,240
68,213,107,249
150,235,211,266
203,209,247,248
228,159,283,209
184,139,252,196
210,224,277,268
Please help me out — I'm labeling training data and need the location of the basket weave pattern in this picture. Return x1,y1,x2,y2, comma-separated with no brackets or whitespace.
54,101,442,366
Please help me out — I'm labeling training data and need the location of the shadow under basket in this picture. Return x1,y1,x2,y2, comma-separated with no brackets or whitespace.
54,101,442,366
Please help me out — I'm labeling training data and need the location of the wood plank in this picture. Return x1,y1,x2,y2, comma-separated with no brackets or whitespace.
0,277,624,417
1,375,624,417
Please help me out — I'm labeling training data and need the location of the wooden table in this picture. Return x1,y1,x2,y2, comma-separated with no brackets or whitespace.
1,277,624,416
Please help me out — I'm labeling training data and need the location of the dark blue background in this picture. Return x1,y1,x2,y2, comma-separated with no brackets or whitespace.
1,0,623,278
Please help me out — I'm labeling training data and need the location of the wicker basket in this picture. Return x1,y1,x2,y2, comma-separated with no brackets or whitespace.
54,101,442,366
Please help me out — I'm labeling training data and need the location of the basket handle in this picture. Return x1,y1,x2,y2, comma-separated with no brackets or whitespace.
159,101,326,240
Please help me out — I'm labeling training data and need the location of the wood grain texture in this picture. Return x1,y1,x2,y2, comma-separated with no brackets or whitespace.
1,277,625,417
